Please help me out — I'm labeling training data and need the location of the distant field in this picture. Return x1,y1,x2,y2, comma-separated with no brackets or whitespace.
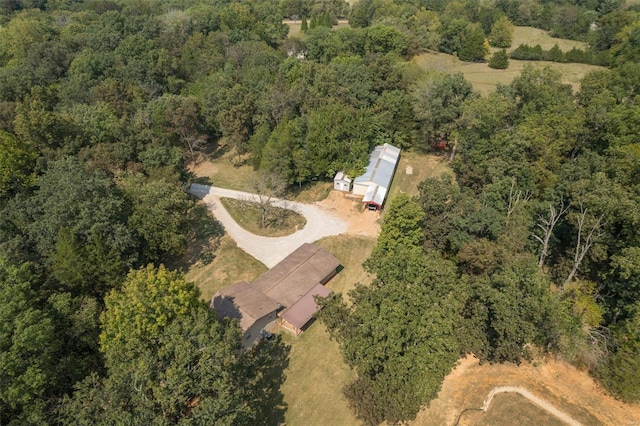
465,26,598,95
413,51,605,95
509,26,588,53
285,19,350,38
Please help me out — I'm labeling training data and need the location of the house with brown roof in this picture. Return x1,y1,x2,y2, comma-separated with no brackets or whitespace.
211,243,341,345
280,283,331,336
211,281,280,347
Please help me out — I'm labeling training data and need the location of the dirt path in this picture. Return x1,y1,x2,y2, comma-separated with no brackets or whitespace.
189,183,349,267
414,355,640,426
482,387,582,426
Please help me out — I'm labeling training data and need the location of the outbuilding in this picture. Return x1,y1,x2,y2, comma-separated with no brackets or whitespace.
352,143,400,210
333,171,352,192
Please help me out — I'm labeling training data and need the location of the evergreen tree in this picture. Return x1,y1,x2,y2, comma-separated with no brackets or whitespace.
546,44,566,62
301,15,308,32
488,49,509,69
322,11,332,28
459,23,488,62
310,14,316,29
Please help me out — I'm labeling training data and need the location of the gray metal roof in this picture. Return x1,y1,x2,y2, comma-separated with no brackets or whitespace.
353,143,399,188
354,143,400,206
362,184,387,207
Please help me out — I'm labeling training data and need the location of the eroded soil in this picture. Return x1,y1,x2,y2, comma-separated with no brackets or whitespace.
414,355,640,426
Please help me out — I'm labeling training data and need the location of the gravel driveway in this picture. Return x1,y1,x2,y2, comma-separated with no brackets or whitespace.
189,183,348,267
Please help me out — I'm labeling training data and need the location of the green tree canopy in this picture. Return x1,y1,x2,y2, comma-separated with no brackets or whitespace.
489,16,514,48
99,264,201,360
0,130,36,198
488,48,509,69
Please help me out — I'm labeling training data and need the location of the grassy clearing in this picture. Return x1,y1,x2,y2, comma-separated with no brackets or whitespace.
185,234,267,302
281,325,359,426
285,20,350,38
287,181,332,203
219,197,307,237
509,26,588,53
316,234,376,295
413,51,605,95
387,151,454,201
192,147,332,202
281,234,375,426
194,155,257,191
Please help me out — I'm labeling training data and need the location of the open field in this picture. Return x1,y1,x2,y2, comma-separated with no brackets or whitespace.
413,51,605,95
509,26,588,53
414,26,604,95
281,234,375,426
219,197,306,237
387,151,454,201
285,19,349,38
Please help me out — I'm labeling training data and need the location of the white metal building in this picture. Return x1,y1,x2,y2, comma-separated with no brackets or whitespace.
352,143,400,210
333,171,352,192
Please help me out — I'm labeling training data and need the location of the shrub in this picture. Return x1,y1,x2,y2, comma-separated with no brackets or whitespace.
510,43,544,60
488,49,509,69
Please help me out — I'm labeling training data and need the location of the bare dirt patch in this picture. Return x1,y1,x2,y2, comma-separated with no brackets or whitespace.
317,190,381,237
413,355,640,426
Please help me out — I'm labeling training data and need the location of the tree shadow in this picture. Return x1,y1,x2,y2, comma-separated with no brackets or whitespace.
251,335,291,426
174,203,225,272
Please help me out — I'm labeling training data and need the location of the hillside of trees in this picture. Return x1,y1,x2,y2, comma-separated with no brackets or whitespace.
1,0,640,424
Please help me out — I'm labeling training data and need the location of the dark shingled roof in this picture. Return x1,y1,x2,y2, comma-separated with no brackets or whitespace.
211,281,280,332
253,243,341,307
280,283,331,331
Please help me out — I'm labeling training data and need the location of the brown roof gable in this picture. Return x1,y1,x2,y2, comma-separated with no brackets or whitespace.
253,243,341,307
279,283,331,331
211,281,280,332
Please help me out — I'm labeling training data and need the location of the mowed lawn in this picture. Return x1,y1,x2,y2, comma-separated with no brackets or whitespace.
387,151,454,201
414,26,605,95
185,235,267,302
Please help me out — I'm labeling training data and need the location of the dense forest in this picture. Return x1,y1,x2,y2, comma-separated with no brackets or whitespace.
0,0,639,424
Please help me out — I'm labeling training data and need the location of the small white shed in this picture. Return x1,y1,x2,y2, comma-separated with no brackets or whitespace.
333,171,352,192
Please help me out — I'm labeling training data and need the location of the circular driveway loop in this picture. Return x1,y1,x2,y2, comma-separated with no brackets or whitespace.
189,183,349,268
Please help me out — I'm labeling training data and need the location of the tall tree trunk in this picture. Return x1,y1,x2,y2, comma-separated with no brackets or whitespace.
563,204,604,288
533,199,569,267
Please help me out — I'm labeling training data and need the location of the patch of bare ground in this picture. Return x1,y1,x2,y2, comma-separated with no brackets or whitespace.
413,355,640,426
317,190,381,237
